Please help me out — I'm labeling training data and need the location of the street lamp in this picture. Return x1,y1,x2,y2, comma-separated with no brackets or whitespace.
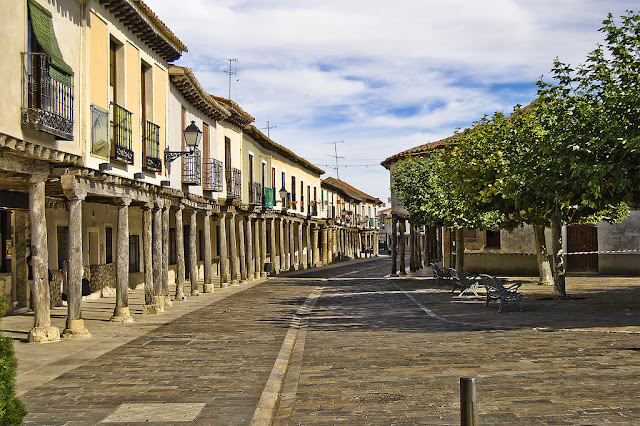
164,120,202,163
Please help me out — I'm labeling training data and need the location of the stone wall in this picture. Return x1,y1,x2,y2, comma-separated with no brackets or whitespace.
89,263,116,296
49,270,63,307
0,273,13,315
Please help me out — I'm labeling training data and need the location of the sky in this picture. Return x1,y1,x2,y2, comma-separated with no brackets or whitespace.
151,0,636,203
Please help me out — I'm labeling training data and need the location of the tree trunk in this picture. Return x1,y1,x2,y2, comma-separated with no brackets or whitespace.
533,224,553,286
455,228,464,273
550,214,567,298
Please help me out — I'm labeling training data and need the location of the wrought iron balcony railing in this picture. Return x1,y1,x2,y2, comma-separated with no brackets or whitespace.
21,52,74,140
182,149,201,185
202,158,223,191
311,203,318,217
110,103,133,164
226,168,241,199
144,121,161,172
249,182,263,205
263,187,274,209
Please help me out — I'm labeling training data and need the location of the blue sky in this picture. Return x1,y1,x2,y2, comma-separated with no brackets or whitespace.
151,0,637,203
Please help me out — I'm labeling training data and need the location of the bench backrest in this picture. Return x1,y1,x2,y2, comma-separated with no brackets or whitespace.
479,273,504,291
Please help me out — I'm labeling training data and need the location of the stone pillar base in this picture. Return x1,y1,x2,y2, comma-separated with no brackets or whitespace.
221,282,229,288
254,273,260,280
174,289,185,301
142,304,159,315
190,289,200,296
110,307,134,323
163,296,173,307
261,272,267,278
231,280,239,286
29,325,61,343
151,296,165,312
62,319,92,339
390,273,399,277
203,283,215,293
399,271,407,276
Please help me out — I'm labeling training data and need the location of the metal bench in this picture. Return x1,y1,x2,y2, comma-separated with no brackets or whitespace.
450,269,481,296
478,274,524,313
430,263,452,286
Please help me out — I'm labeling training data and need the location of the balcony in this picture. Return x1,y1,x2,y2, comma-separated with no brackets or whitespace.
311,203,318,217
182,149,201,185
264,187,274,209
143,121,161,172
202,158,223,191
21,52,74,140
110,103,133,164
226,168,241,199
249,182,263,206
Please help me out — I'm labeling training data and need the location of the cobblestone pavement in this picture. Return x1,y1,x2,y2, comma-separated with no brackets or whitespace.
10,257,640,424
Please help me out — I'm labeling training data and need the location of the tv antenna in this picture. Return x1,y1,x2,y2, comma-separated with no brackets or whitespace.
261,121,277,138
224,58,238,99
324,140,344,180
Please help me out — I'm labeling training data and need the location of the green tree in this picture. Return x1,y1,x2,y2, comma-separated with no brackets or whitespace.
0,298,27,424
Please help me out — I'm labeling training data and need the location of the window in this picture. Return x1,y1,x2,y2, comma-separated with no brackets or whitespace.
169,228,176,264
129,235,140,273
105,227,113,264
485,230,501,248
291,176,296,202
262,161,267,189
272,166,276,192
300,180,304,212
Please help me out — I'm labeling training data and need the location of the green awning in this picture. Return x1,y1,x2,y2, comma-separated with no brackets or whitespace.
28,0,74,86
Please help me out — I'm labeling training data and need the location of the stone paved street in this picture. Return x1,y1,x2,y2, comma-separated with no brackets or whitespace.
5,256,640,424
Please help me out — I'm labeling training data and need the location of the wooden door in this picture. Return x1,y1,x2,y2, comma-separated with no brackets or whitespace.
567,225,598,272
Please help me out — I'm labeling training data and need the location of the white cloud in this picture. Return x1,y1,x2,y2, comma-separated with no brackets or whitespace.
150,0,636,199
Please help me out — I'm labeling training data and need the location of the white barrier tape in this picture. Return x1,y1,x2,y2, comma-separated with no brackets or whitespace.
565,249,640,255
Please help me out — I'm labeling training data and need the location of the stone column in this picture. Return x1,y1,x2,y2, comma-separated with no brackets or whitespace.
189,210,199,295
253,219,262,280
399,219,407,275
219,211,229,287
28,175,59,343
152,202,164,311
203,209,213,293
306,223,313,268
289,219,296,270
269,218,278,274
321,226,328,265
313,225,320,267
260,217,268,277
279,218,286,272
246,216,254,280
62,190,92,337
162,203,172,307
110,197,134,323
174,206,186,300
142,204,154,312
229,212,240,284
298,220,304,269
238,215,247,282
391,215,398,276
327,227,333,262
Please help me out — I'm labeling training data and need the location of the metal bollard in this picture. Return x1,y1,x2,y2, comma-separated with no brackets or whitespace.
460,376,478,426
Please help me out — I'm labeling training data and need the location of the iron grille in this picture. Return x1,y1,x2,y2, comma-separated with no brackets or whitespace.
226,168,241,199
110,103,133,164
203,158,223,191
250,182,263,205
144,121,161,172
21,52,74,140
182,148,201,185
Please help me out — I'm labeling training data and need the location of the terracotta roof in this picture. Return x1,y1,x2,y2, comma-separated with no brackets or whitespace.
210,95,255,128
244,126,324,176
380,133,461,169
169,66,230,121
321,177,382,205
99,0,187,62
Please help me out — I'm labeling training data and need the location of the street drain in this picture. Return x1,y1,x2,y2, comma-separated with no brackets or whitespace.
353,393,405,404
